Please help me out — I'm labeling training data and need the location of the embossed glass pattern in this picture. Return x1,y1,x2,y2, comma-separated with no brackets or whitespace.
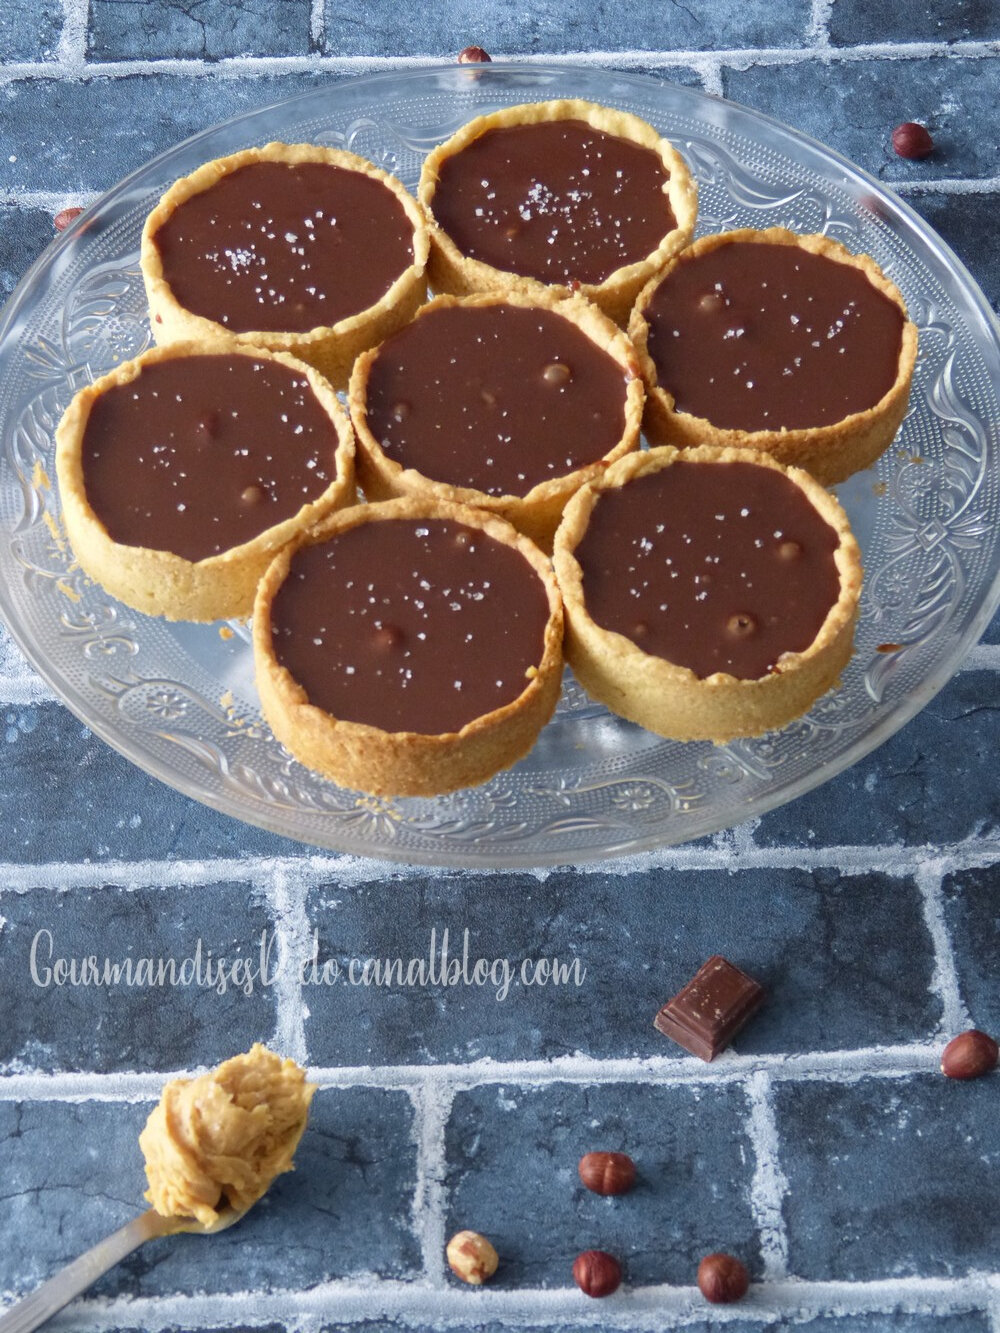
0,66,998,866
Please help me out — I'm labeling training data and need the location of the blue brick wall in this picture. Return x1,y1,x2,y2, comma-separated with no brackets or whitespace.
0,4,998,1332
89,0,315,62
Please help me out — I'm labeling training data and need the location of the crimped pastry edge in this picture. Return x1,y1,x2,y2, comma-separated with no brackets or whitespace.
253,496,565,796
54,340,357,622
628,227,919,486
552,443,863,742
418,99,698,327
140,141,430,389
348,288,645,552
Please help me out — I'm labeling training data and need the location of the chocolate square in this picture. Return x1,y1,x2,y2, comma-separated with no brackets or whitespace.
654,955,765,1061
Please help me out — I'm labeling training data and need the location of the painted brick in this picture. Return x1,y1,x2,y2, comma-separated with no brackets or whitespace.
0,880,276,1073
722,57,999,182
89,0,313,62
828,0,1000,45
0,208,57,303
321,0,812,57
303,867,936,1065
941,864,1000,1032
444,1082,760,1287
0,73,339,194
0,702,303,863
754,671,1000,846
776,1073,1000,1279
0,1088,419,1301
0,0,62,62
907,189,1000,314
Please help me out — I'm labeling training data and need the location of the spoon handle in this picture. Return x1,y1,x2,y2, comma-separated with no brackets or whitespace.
0,1210,173,1333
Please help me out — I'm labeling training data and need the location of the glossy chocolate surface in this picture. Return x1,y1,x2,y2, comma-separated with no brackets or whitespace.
430,119,675,285
363,303,630,497
575,460,842,680
154,161,415,333
82,354,340,562
645,241,905,431
271,519,551,734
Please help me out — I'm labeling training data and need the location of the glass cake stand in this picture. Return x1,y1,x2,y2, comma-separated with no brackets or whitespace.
0,63,998,867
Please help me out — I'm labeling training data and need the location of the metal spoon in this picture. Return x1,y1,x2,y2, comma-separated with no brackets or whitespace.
0,1204,247,1333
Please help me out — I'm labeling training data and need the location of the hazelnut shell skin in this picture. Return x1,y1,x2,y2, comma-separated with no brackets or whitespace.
941,1029,999,1080
891,121,934,159
697,1252,750,1304
573,1249,622,1298
578,1150,637,1196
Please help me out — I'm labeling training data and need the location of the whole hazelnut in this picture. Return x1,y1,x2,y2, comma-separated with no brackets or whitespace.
697,1252,750,1304
573,1249,622,1298
891,121,934,159
446,1229,499,1285
941,1029,999,1080
578,1150,637,1196
458,46,492,63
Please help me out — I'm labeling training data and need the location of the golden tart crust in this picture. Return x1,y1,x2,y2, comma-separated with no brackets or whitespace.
253,497,565,798
141,141,430,389
418,99,698,327
55,341,357,623
348,289,645,552
552,445,863,743
629,227,918,486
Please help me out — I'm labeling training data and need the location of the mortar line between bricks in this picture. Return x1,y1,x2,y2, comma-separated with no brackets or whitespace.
55,0,88,69
0,1042,959,1101
0,39,998,84
913,861,971,1036
5,1274,998,1331
961,644,1000,669
309,0,324,52
807,0,834,49
742,1069,790,1280
262,865,310,1065
408,1076,453,1287
0,835,997,891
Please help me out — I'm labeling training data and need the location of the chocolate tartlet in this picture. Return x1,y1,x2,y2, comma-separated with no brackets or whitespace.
552,445,862,742
348,291,644,550
141,142,430,388
629,228,917,485
418,100,697,325
55,342,356,622
253,498,565,796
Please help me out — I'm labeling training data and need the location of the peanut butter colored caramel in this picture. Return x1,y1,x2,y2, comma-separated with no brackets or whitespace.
363,302,629,497
644,240,905,431
429,119,675,285
139,1044,315,1227
271,518,552,734
80,353,342,562
574,459,842,680
153,161,415,333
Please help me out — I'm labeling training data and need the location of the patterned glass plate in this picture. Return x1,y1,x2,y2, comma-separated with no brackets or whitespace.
0,64,998,867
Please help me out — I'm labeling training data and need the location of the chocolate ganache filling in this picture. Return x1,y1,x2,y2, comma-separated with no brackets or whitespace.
154,162,415,333
575,461,842,680
430,120,675,285
364,303,630,497
644,241,905,431
271,519,551,734
81,354,341,562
